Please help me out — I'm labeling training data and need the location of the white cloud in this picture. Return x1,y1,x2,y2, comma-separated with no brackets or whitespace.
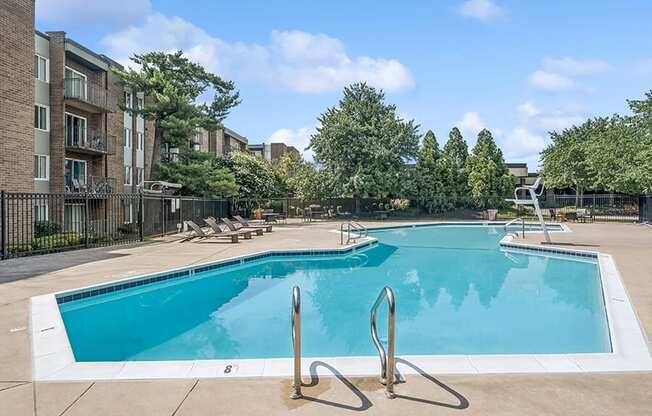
516,101,541,118
458,0,505,21
542,57,610,75
268,126,315,160
499,127,548,169
455,112,486,137
37,0,151,25
528,70,575,92
101,14,415,94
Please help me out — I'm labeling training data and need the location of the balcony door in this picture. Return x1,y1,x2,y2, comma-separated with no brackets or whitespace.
64,67,87,100
65,158,87,191
65,113,87,147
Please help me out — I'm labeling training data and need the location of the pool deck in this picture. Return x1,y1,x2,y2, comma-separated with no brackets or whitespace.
1,220,651,415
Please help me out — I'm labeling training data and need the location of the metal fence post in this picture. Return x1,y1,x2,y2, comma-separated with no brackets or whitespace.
1,190,6,260
139,193,144,241
84,193,89,248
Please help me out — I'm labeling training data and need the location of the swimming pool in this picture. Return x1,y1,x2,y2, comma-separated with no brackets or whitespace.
57,223,611,362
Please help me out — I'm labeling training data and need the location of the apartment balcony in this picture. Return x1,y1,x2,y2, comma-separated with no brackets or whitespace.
65,129,116,156
65,175,116,194
161,152,180,163
64,78,117,113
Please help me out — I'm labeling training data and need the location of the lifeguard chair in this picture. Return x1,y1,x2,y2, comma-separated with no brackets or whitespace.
505,177,551,243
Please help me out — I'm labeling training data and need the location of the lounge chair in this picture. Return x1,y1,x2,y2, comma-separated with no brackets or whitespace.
233,215,273,232
575,208,593,223
205,217,253,239
221,217,264,236
180,220,238,243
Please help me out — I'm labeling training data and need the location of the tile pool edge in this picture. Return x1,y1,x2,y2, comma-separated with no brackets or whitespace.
30,228,652,382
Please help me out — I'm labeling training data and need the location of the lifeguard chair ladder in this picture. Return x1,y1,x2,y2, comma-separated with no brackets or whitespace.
505,177,551,243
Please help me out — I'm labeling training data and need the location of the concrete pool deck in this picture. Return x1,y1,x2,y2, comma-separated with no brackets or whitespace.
1,220,651,415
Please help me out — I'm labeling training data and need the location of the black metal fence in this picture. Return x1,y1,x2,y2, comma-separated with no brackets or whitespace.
1,191,648,260
0,191,230,260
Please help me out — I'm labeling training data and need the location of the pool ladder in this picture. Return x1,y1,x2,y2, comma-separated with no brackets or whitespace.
289,285,397,399
504,217,525,238
340,221,368,245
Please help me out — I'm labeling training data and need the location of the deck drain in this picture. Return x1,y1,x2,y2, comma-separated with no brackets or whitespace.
612,298,625,302
40,326,55,332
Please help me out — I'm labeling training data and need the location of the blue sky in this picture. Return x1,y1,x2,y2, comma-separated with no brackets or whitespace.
36,0,652,170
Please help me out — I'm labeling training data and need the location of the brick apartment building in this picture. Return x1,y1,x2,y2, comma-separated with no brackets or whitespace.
1,0,155,232
165,126,248,161
247,142,300,162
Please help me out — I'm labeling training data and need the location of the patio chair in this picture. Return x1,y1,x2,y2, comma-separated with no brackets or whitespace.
180,220,238,243
575,208,594,223
233,215,273,232
221,217,264,236
205,217,253,239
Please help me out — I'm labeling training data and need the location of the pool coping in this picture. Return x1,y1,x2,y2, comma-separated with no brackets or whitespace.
30,222,652,382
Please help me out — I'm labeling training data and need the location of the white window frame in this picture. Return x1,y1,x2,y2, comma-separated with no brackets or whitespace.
124,91,132,109
124,128,132,149
137,132,144,150
124,165,133,186
137,97,144,110
64,112,87,145
34,104,49,131
64,66,87,99
34,54,49,83
65,158,87,184
135,167,144,186
34,200,49,221
123,201,133,224
34,154,49,180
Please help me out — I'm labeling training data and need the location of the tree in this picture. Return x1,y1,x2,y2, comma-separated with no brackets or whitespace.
217,151,283,199
441,127,470,198
541,117,611,203
415,130,447,212
155,151,239,198
466,129,513,208
273,154,338,199
113,51,240,171
308,83,420,197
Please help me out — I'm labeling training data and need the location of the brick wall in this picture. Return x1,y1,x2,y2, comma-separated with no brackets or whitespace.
0,0,35,193
47,32,67,193
106,68,125,191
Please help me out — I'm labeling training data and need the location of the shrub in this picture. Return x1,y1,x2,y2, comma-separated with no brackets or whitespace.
31,232,83,250
34,221,61,238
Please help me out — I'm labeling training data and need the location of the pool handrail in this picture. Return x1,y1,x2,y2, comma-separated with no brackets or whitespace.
504,217,525,238
370,286,396,399
290,286,302,399
340,221,368,245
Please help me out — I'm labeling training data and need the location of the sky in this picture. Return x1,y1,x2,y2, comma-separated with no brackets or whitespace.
36,0,652,171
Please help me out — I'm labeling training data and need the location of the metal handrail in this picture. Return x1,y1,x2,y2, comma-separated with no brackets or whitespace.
290,286,302,399
504,217,525,238
340,221,368,245
370,286,396,399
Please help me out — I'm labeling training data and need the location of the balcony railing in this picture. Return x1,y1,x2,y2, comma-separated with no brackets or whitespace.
64,78,117,113
65,129,116,155
65,175,116,194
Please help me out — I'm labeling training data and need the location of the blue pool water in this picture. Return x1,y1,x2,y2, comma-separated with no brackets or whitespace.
59,224,611,361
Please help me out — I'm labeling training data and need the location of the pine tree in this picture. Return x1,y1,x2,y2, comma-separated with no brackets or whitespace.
416,130,447,212
466,129,513,208
441,127,470,202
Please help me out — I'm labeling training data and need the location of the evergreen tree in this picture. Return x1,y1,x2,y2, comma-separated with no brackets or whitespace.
308,83,420,197
441,127,470,200
466,129,513,208
416,130,447,212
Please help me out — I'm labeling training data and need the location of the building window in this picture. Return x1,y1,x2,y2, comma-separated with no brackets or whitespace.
137,97,144,110
124,128,132,148
34,155,49,180
34,200,49,222
124,165,132,186
135,167,144,186
64,67,87,100
34,105,49,131
137,132,144,150
65,159,87,192
64,204,84,232
123,201,133,224
65,113,87,147
124,91,132,109
34,54,49,82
